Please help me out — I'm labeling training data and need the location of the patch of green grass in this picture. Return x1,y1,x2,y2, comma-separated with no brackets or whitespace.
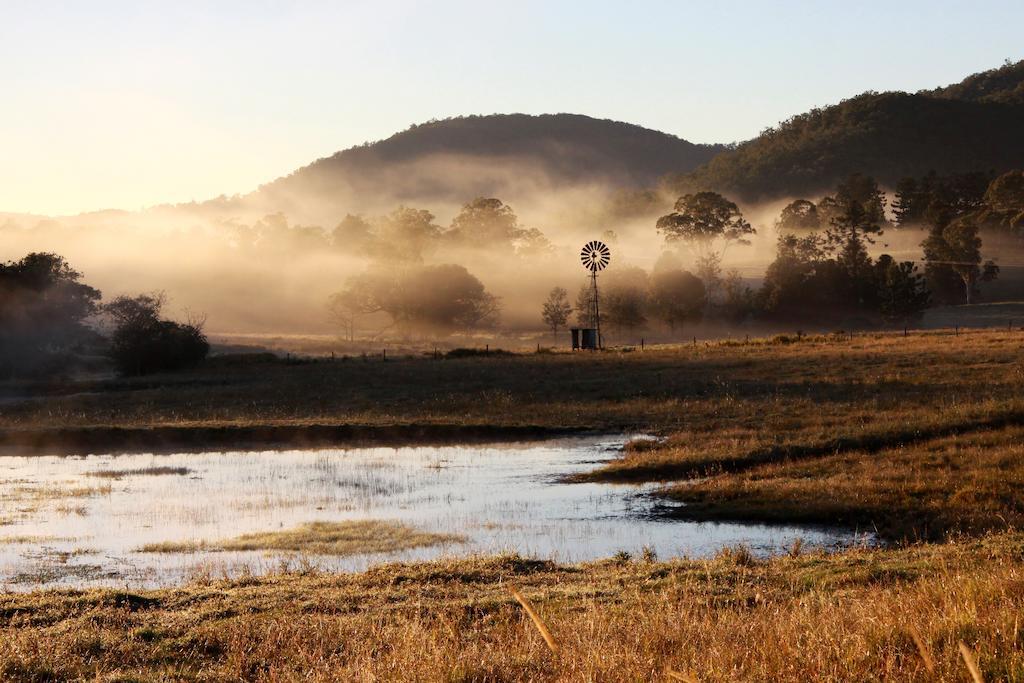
138,520,462,556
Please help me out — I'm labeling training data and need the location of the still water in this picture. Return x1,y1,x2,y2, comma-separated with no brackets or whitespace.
0,436,864,589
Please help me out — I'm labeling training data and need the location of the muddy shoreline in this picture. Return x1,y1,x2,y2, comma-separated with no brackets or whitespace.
0,423,596,456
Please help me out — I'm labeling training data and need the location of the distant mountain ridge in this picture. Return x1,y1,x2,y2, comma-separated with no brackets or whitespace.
239,114,725,217
666,60,1024,201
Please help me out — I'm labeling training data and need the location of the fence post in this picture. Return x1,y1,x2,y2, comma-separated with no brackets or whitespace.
383,348,387,362
692,336,696,347
641,337,644,351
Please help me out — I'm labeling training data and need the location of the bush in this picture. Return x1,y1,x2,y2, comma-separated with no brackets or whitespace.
105,294,209,376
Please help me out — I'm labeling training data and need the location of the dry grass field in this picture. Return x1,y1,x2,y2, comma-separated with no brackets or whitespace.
0,535,1021,681
1,329,1023,680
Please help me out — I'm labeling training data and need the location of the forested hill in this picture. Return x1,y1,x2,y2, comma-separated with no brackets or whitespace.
926,59,1024,104
664,60,1024,201
246,114,725,215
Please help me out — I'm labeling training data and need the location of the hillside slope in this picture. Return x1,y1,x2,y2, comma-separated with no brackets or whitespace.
666,60,1024,200
242,113,724,216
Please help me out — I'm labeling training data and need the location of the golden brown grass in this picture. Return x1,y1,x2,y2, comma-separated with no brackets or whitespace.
658,425,1024,541
0,534,1021,681
0,535,73,545
138,520,462,556
3,328,1022,437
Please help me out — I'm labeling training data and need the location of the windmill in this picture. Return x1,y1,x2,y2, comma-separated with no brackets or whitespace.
580,240,610,349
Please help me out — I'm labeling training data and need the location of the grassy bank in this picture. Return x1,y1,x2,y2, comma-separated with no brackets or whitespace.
0,534,1021,681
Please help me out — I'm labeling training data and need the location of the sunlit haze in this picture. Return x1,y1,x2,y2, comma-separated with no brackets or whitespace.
2,0,1022,215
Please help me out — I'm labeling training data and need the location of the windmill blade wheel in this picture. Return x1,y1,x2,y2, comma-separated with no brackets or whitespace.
580,240,611,271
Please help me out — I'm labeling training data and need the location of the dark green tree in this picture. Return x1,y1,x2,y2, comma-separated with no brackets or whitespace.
892,177,924,226
874,255,930,323
834,173,887,225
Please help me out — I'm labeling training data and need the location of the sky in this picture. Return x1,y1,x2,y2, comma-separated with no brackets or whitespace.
1,0,1022,216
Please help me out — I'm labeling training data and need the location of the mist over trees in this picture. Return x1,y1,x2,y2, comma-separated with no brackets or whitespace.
332,264,500,336
649,268,705,331
656,192,755,258
759,176,929,323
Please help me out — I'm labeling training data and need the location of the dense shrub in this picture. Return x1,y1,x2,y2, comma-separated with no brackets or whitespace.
105,294,209,375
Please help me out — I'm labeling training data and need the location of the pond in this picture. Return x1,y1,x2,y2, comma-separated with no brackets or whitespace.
0,436,865,589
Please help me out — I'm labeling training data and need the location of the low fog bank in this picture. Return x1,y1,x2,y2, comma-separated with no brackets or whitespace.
4,167,1024,357
0,190,773,340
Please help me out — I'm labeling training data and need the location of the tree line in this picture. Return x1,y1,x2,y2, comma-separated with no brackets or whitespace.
0,253,208,379
543,170,1022,337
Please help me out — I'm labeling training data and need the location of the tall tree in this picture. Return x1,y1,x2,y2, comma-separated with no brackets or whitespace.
331,214,375,254
776,199,820,233
921,218,999,304
695,253,723,304
372,207,443,261
655,191,755,258
540,287,572,339
834,173,887,224
892,177,924,226
448,197,522,247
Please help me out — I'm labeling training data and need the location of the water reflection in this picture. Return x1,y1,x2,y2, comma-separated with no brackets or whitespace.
0,436,864,589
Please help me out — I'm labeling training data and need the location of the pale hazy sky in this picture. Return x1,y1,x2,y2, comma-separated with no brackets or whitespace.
2,1,1022,216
